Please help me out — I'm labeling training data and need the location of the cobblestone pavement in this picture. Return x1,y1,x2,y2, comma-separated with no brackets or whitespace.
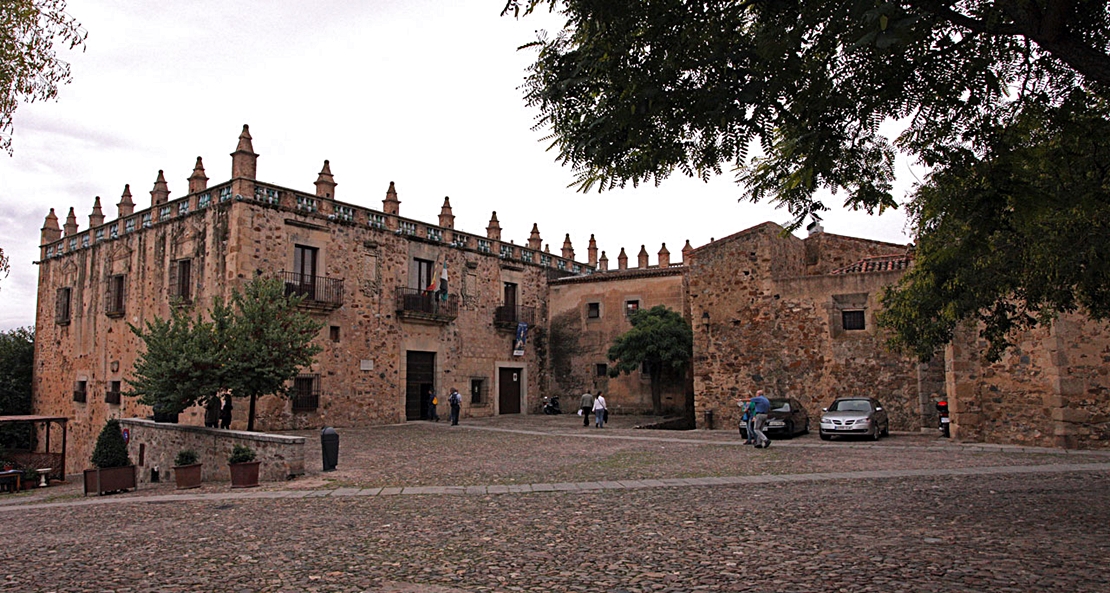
2,414,1109,592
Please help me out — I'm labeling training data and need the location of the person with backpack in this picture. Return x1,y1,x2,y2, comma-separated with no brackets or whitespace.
448,387,462,425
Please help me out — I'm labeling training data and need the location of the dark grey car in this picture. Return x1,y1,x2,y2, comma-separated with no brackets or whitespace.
819,397,889,441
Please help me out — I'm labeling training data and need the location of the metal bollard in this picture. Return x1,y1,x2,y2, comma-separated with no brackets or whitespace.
321,426,339,471
704,409,714,430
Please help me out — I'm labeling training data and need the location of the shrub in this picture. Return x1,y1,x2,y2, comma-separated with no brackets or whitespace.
228,444,255,464
174,449,199,467
90,419,131,469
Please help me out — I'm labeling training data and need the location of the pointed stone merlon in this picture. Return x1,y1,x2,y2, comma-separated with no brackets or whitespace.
617,247,628,271
41,208,61,244
486,212,501,240
89,196,105,228
587,234,598,267
188,157,208,194
658,243,670,267
63,207,78,237
439,197,455,229
383,181,400,216
561,234,574,260
150,170,170,206
528,224,542,250
598,250,609,272
315,160,336,199
231,124,258,180
682,240,694,263
117,184,135,217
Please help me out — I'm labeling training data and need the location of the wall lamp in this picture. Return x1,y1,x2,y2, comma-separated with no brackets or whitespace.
701,311,710,333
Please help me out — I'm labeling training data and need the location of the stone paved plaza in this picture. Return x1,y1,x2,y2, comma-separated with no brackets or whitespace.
2,414,1109,592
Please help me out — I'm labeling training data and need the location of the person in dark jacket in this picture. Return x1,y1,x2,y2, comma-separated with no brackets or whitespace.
204,396,220,428
219,395,234,429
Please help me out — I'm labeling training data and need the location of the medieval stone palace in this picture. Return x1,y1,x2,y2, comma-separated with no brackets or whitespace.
33,126,1110,470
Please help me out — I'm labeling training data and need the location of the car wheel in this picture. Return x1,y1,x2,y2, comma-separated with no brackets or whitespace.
872,423,881,441
819,432,831,441
803,419,810,435
881,423,890,437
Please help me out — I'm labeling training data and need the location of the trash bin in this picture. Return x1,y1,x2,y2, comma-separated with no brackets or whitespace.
321,426,339,471
704,409,714,430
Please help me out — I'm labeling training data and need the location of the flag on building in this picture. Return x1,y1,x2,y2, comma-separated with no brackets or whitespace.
437,260,448,302
425,258,438,292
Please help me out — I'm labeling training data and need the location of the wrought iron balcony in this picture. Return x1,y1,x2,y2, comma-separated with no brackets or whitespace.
395,287,458,323
494,304,536,330
281,271,344,310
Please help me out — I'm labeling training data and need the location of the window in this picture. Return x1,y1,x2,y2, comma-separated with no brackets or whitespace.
106,274,126,317
625,300,640,315
73,380,87,403
294,245,318,280
55,287,72,325
170,259,193,304
105,381,121,405
842,310,866,331
68,238,77,251
470,378,486,405
587,302,600,319
329,326,340,342
596,363,608,377
503,283,518,310
415,258,435,291
292,374,320,412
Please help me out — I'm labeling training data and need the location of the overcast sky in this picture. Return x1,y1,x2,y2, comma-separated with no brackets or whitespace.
0,0,916,330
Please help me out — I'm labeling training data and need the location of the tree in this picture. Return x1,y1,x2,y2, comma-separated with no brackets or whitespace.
0,247,9,292
89,418,130,469
508,0,1110,359
0,327,34,449
606,305,692,416
1,0,86,155
127,276,323,431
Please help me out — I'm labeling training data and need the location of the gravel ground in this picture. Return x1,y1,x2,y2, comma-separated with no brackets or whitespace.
2,414,1108,592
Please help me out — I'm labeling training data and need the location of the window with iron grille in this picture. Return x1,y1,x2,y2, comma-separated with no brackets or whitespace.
625,300,640,316
106,274,126,317
73,380,87,403
842,310,866,331
587,302,600,319
170,259,193,304
499,244,513,259
520,249,532,263
55,287,72,325
105,381,121,405
292,374,320,412
470,378,487,405
68,238,77,251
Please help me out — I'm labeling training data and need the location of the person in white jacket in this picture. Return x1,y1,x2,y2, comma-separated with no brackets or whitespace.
593,392,608,428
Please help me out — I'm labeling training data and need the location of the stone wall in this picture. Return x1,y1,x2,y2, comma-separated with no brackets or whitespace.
120,418,305,484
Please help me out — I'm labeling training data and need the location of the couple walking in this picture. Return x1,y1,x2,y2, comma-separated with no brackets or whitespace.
741,390,772,449
579,391,608,428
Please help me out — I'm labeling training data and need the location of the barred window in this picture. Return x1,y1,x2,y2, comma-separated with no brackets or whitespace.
292,374,320,412
170,259,193,304
73,380,87,403
842,310,866,331
470,378,487,405
55,287,72,325
105,381,121,405
105,274,126,317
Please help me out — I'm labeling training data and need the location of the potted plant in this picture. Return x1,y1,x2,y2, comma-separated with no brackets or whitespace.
83,419,137,496
173,449,202,490
227,443,260,488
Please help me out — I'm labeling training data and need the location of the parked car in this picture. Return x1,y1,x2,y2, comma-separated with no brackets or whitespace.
739,397,809,439
819,397,889,441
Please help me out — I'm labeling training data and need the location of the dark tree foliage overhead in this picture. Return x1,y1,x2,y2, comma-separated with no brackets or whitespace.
607,305,693,415
507,0,1110,359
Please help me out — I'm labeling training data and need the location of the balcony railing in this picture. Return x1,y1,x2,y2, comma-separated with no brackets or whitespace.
395,287,458,323
281,271,344,309
494,304,536,330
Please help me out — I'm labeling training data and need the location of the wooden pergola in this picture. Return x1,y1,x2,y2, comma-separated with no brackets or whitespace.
0,415,69,481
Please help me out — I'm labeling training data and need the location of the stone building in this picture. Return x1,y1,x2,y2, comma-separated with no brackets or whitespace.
33,126,592,469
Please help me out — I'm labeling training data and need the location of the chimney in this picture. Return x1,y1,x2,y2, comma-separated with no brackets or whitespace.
382,181,400,215
587,234,598,266
315,160,336,199
89,196,105,228
117,184,135,217
598,251,608,272
188,157,208,194
150,170,170,206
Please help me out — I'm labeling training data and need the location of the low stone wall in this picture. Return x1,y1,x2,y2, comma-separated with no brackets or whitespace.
119,418,305,484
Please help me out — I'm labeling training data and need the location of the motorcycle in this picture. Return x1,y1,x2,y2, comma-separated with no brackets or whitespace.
542,395,562,415
936,400,950,438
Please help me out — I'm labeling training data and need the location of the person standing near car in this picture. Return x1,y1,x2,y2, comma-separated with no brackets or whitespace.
580,391,594,427
750,390,772,448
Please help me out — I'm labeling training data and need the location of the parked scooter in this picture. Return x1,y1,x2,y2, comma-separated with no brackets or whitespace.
936,400,950,438
542,395,562,415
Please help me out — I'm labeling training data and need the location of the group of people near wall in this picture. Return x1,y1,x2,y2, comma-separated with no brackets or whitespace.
426,387,462,425
579,391,608,428
740,390,772,448
204,395,234,429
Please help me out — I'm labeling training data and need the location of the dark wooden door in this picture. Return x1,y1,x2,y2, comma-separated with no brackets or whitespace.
498,367,521,414
406,351,435,421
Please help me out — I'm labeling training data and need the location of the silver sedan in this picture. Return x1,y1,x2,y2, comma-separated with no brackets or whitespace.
819,397,890,441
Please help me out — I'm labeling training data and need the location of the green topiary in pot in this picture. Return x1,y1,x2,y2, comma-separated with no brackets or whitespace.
174,449,199,467
91,419,131,469
228,444,256,464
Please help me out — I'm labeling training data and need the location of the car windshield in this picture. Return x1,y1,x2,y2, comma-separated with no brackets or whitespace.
830,399,872,412
769,399,791,412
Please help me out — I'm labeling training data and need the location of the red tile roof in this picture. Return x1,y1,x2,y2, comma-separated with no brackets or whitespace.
830,254,914,275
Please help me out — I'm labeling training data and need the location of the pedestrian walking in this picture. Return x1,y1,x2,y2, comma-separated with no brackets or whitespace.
580,391,594,427
750,390,772,448
738,398,754,444
448,387,462,425
204,396,220,428
219,394,234,429
593,392,608,428
427,388,440,422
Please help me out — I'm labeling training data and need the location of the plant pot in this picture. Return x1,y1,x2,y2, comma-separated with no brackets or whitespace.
173,463,203,490
228,461,260,488
83,465,137,496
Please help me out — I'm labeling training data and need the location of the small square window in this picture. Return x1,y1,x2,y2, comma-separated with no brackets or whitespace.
73,380,87,403
292,374,320,412
55,287,72,325
625,300,640,315
842,310,866,331
595,363,608,377
329,326,340,342
106,381,121,405
471,378,486,405
587,302,600,319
